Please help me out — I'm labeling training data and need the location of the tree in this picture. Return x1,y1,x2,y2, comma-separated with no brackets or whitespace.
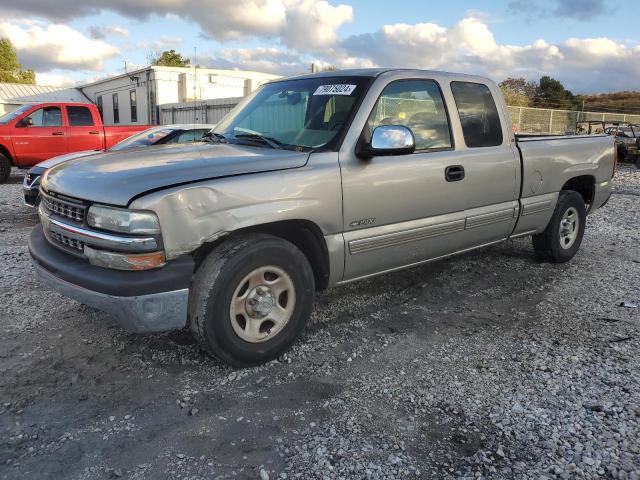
0,38,36,84
150,49,191,67
498,77,538,107
533,76,578,110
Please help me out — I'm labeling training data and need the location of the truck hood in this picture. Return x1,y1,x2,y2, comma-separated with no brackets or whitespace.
31,150,101,172
42,143,310,206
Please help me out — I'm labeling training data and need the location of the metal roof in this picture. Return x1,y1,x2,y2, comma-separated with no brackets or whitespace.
0,83,90,104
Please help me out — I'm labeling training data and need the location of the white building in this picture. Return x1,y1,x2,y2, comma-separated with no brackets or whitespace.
0,83,90,116
79,66,281,125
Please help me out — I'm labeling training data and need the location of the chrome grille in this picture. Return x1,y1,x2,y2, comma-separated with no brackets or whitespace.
49,230,85,252
41,192,86,223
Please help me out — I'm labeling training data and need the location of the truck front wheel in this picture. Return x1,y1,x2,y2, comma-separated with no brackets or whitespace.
188,234,315,367
532,190,586,263
0,154,11,183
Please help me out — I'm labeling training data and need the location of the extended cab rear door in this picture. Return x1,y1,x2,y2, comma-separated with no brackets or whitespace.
446,81,520,247
10,105,67,166
65,105,104,152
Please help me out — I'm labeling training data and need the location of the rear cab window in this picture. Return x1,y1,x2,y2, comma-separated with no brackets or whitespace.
450,82,503,148
67,106,95,126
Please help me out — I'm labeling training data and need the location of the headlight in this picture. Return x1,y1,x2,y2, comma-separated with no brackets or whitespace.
87,205,161,234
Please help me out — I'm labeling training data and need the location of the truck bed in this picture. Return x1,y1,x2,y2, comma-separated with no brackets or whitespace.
515,133,614,201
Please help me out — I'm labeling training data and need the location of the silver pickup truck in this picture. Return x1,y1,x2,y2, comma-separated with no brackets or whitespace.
30,69,615,366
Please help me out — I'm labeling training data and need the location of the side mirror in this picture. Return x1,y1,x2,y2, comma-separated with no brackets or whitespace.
17,117,33,128
356,125,415,158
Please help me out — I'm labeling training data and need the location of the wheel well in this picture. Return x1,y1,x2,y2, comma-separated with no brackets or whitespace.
194,220,331,291
0,144,13,165
562,175,595,207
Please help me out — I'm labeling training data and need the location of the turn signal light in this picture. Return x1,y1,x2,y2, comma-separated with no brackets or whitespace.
84,246,166,271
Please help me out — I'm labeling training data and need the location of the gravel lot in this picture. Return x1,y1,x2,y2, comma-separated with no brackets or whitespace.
1,166,639,480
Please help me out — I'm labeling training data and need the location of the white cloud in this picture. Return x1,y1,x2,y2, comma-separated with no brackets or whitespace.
173,0,353,52
89,24,129,39
136,36,183,51
337,17,640,92
213,47,309,75
201,47,374,77
0,2,637,93
35,72,77,88
279,0,353,50
0,0,353,52
509,0,608,22
0,19,119,71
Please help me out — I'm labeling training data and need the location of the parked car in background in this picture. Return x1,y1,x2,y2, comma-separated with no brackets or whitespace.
604,124,640,164
23,124,215,206
577,121,639,163
0,102,150,183
30,69,614,366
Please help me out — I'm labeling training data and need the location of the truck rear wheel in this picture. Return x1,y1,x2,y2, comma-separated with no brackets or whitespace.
188,234,315,367
0,154,11,183
532,190,586,263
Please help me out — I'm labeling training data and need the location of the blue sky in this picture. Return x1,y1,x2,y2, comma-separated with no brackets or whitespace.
0,0,638,93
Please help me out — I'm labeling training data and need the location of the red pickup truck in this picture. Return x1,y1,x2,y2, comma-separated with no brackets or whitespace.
0,102,149,182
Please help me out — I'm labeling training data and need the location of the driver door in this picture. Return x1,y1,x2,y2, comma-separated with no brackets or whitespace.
340,78,468,280
11,106,67,165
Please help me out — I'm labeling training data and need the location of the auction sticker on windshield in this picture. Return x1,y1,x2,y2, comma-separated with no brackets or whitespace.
313,84,357,95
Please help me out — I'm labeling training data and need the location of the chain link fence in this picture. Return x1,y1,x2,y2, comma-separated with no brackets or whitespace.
507,106,640,134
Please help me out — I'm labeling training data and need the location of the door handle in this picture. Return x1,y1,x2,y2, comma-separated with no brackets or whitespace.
445,165,465,182
51,131,65,136
88,131,99,135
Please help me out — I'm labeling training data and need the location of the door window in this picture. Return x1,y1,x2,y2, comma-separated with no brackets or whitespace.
26,107,62,127
367,80,452,150
450,82,503,148
67,106,94,126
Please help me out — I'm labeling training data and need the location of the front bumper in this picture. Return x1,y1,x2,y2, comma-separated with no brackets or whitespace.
29,225,194,332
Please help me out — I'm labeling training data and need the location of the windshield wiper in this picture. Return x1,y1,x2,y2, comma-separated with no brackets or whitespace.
233,133,282,149
203,132,227,144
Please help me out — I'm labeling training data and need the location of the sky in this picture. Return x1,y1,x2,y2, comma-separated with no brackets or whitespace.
0,0,638,93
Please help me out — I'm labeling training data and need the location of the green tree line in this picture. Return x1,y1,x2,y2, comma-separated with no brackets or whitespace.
499,76,640,114
0,38,35,84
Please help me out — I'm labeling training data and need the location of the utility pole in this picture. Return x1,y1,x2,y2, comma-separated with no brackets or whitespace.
193,46,197,125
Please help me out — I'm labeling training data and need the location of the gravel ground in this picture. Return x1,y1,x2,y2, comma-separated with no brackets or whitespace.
0,166,639,480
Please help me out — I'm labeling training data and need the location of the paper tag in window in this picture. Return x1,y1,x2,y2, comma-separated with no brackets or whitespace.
313,84,357,96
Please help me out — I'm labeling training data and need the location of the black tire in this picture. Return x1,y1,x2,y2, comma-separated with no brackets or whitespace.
188,234,315,367
532,190,586,263
0,154,11,184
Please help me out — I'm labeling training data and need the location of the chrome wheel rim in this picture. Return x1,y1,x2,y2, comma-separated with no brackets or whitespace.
229,265,296,343
559,206,579,250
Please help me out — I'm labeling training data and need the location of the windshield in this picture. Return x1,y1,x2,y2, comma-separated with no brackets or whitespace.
213,76,372,151
110,126,178,151
0,104,33,125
